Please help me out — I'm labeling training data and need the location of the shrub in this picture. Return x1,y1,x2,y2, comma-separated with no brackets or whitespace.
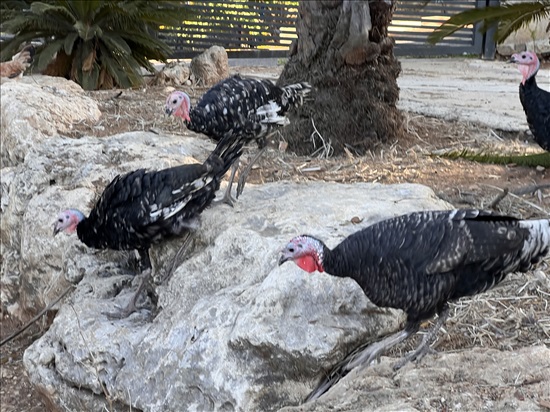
0,0,193,89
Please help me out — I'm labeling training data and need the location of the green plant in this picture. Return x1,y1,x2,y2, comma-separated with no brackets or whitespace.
427,0,550,45
433,149,550,168
0,1,194,89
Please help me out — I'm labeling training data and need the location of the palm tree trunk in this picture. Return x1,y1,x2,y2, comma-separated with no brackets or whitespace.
279,0,404,155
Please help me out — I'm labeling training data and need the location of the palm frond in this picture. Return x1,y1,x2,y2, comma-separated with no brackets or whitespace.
63,32,78,55
36,38,64,70
428,1,550,44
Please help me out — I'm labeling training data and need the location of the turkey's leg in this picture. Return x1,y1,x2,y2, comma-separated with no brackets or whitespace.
103,248,154,319
392,305,450,370
236,146,266,199
306,321,419,402
156,232,193,285
214,159,239,207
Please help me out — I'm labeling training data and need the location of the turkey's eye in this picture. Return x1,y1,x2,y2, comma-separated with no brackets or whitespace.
59,218,64,223
172,99,177,104
288,247,295,253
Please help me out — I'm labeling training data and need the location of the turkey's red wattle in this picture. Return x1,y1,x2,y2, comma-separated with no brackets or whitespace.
296,255,323,273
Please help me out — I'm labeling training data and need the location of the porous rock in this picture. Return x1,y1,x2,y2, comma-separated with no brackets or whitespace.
152,61,190,86
280,345,550,412
190,45,229,86
23,180,452,412
0,75,101,168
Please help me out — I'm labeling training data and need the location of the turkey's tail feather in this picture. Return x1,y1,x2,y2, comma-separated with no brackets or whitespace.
208,130,246,177
245,82,312,141
281,82,312,109
518,219,550,269
255,101,290,126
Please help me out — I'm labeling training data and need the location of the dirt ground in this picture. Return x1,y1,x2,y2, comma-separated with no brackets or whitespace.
1,61,549,412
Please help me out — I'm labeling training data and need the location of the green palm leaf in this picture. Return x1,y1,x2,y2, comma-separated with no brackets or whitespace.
1,0,195,89
37,38,64,70
428,1,550,44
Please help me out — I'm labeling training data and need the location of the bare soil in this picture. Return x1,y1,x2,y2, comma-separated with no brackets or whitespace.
1,68,549,412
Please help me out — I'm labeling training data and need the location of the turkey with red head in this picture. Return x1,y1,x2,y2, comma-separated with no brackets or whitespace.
279,209,550,401
165,75,311,204
509,51,550,152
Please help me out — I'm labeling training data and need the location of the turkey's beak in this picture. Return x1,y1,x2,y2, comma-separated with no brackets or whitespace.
53,224,61,237
165,107,173,116
508,56,517,63
278,254,290,266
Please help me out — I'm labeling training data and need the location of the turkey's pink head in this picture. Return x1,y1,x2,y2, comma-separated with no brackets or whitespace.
278,235,324,273
509,51,540,85
165,91,191,122
53,209,85,237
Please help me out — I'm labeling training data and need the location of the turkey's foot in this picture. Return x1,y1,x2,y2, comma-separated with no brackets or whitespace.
103,270,154,319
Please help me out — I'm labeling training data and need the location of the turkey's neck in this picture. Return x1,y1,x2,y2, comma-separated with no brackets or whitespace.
321,244,354,280
520,63,539,86
522,72,538,89
186,107,201,131
76,218,100,249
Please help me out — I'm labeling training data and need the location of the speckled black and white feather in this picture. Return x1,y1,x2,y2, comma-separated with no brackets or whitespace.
314,209,549,322
75,133,243,254
187,74,311,147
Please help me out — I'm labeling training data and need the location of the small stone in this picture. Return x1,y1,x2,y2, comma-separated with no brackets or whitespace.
190,46,229,86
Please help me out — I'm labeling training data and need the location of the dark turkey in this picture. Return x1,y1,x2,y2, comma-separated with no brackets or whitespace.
54,132,244,317
279,209,550,401
165,75,311,203
509,51,550,152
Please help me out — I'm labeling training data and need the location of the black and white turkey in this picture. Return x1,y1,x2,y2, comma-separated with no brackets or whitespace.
54,133,244,317
165,74,311,204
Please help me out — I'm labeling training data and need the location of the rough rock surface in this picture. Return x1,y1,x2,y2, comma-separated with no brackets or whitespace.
280,345,550,412
0,75,101,168
190,45,229,86
22,179,450,412
152,61,191,86
0,75,214,319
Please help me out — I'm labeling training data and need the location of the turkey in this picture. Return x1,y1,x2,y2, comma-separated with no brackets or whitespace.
0,44,35,79
53,132,244,318
509,51,550,152
165,75,311,204
279,209,550,401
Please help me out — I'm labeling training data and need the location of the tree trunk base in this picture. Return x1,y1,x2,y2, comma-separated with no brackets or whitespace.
277,0,404,156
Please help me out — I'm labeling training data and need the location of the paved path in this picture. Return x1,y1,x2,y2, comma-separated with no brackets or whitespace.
398,58,549,132
237,57,550,132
